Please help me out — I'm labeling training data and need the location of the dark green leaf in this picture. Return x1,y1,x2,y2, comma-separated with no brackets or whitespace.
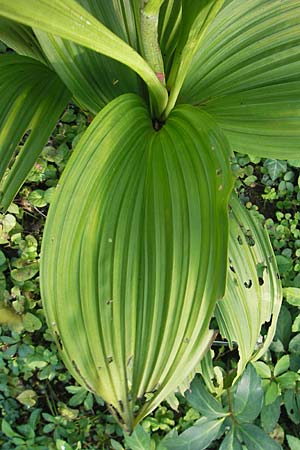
232,365,263,422
239,423,282,450
260,397,281,433
284,390,300,424
289,334,300,355
163,417,224,450
220,429,242,450
185,376,227,419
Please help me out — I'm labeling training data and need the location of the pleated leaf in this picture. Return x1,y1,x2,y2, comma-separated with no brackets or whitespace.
215,195,282,380
34,0,141,114
0,0,168,116
0,54,70,211
181,0,300,158
40,94,233,430
0,17,45,62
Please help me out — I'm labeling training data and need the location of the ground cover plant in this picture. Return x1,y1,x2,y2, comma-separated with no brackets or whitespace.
0,0,300,448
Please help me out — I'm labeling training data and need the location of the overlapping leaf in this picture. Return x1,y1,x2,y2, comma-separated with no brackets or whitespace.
40,93,233,429
0,54,70,211
0,17,45,62
0,0,168,115
34,0,141,114
215,195,282,379
181,0,300,158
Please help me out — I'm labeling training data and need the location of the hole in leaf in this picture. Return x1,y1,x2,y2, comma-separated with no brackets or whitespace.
244,280,252,288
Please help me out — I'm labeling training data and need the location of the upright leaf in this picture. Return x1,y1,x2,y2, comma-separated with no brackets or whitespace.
215,195,282,378
0,0,168,115
181,0,300,158
40,94,233,429
0,54,70,211
232,365,263,423
220,429,242,450
34,0,141,114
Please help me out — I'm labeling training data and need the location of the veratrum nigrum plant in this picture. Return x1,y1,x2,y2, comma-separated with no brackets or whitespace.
0,0,299,431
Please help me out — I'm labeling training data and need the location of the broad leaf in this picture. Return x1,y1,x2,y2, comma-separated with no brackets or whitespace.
185,377,227,419
40,93,233,429
0,54,70,211
34,0,141,114
0,0,167,116
286,435,300,450
215,195,282,378
232,365,263,423
0,17,45,62
181,0,300,158
163,417,224,450
239,423,282,450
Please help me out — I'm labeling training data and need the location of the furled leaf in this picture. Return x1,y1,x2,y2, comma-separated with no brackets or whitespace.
0,54,70,211
181,0,300,158
239,423,282,450
0,0,167,116
215,195,282,378
163,417,224,450
232,365,263,423
40,93,233,429
184,376,227,419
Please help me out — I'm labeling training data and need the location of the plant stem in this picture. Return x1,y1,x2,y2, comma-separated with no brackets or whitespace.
140,0,166,86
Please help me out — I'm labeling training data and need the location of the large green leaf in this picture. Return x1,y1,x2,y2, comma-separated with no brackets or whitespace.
34,0,141,114
40,94,233,430
0,54,70,211
239,423,282,450
0,17,45,62
215,195,282,379
181,0,300,158
0,0,167,116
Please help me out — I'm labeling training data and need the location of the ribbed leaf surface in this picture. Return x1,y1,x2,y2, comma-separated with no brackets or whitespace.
181,0,300,158
0,0,168,116
0,54,70,211
40,94,233,430
34,0,140,114
0,17,45,62
215,195,282,379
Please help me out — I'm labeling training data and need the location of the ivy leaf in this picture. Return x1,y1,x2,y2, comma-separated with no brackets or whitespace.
264,160,287,181
185,377,227,419
232,365,263,423
11,262,39,282
16,389,37,407
23,312,42,332
239,423,282,450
